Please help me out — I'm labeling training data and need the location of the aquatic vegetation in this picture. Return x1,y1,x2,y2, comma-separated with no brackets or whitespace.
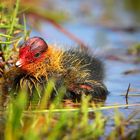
127,44,140,63
1,89,140,140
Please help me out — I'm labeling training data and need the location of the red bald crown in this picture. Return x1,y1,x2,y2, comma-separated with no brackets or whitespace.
16,37,48,68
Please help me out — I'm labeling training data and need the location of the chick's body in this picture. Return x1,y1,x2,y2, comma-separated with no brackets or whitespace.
3,37,108,102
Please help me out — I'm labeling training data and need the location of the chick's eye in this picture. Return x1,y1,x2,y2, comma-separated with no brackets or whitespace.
34,52,40,58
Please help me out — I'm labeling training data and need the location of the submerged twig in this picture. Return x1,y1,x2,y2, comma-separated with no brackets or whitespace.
125,83,131,104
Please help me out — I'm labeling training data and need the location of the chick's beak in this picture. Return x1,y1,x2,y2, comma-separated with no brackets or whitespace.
16,59,23,67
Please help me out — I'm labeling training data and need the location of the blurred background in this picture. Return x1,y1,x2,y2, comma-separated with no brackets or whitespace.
19,0,140,45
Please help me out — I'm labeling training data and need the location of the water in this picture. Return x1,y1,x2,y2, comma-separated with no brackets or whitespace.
30,0,140,112
1,0,140,138
31,22,140,104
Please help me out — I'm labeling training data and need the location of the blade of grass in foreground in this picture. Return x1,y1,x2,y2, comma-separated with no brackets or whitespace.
8,0,20,36
39,79,55,109
0,39,20,44
0,34,13,38
121,93,140,96
4,91,27,140
24,103,140,114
